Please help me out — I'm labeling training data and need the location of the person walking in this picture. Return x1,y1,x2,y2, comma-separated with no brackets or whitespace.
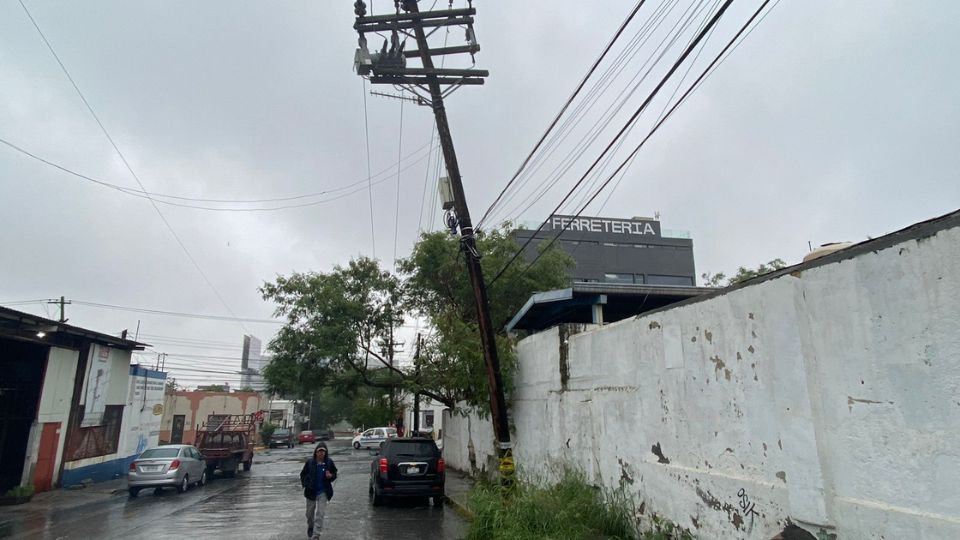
299,442,338,538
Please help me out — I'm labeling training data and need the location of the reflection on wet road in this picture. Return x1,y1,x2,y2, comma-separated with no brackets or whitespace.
0,439,466,539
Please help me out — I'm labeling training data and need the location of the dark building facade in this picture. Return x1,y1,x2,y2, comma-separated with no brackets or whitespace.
514,214,696,286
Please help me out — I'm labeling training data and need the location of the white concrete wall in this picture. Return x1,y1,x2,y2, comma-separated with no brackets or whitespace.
442,408,496,477
449,218,960,539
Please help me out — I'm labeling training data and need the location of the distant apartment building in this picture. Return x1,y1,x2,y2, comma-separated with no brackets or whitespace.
240,335,269,391
514,214,696,286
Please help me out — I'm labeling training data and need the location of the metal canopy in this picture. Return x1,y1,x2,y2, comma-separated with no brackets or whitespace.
505,282,711,333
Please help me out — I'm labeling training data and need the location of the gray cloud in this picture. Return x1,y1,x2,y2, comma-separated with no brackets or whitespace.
2,0,957,386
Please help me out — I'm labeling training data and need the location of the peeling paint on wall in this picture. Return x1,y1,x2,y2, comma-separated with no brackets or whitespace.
651,442,670,464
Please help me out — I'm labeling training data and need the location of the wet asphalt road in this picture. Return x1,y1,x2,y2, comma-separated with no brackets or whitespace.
0,439,467,540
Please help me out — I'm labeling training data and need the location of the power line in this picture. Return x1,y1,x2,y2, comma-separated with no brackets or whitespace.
70,300,283,324
567,0,720,217
593,0,724,214
490,0,735,285
499,0,709,226
393,91,405,263
161,352,244,361
476,0,647,230
137,333,245,347
502,0,777,284
143,341,245,351
18,0,250,334
417,25,450,235
362,78,377,258
482,0,683,228
0,136,432,212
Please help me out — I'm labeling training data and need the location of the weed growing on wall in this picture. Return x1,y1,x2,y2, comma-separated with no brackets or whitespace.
466,468,635,540
642,516,694,540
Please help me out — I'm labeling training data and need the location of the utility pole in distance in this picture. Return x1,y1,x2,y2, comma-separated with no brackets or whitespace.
353,0,513,481
48,295,71,323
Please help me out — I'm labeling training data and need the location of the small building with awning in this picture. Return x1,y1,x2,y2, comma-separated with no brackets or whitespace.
0,306,158,492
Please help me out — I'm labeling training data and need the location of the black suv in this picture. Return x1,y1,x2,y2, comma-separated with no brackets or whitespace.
369,438,445,506
268,428,295,448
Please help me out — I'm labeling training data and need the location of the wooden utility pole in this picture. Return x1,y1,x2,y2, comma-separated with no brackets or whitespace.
48,295,70,323
412,333,421,434
354,0,513,479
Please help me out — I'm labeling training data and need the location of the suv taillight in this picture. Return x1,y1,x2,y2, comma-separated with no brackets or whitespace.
169,459,181,470
129,461,136,472
437,458,445,473
379,457,388,474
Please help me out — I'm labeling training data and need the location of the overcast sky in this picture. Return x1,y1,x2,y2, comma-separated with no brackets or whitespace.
2,1,958,388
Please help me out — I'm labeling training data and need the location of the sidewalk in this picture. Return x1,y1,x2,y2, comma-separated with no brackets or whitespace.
0,477,127,521
444,468,475,521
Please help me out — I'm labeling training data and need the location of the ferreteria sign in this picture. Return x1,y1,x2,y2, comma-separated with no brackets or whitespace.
545,214,661,237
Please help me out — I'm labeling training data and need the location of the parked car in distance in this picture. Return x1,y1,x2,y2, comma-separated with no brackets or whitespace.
352,427,397,449
315,429,336,441
298,430,316,444
128,444,207,497
269,428,295,448
369,437,444,506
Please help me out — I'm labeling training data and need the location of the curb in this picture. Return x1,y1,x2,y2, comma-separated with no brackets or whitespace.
444,494,474,522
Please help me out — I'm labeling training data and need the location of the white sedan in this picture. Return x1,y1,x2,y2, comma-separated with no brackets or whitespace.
351,427,397,449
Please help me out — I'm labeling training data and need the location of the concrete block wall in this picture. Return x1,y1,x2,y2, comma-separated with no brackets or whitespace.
447,212,960,539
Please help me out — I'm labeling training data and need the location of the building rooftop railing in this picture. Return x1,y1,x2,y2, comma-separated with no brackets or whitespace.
661,229,691,239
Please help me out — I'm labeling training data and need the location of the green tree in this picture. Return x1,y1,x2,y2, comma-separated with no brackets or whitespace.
260,257,406,403
701,258,787,288
261,225,572,413
347,382,397,428
399,224,573,411
307,387,353,429
259,422,277,445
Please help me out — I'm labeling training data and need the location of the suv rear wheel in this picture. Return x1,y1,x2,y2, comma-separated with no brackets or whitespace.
370,483,383,506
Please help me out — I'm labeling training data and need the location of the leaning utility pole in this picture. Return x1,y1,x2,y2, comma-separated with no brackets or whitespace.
353,0,513,479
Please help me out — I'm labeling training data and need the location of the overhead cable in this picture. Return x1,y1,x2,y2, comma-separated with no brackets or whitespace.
489,0,736,285
71,300,283,324
362,78,377,258
482,0,682,228
18,0,250,333
0,136,431,212
476,0,648,231
500,0,776,284
499,0,708,225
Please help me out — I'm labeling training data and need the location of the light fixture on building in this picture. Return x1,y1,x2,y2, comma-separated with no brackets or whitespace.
34,324,58,339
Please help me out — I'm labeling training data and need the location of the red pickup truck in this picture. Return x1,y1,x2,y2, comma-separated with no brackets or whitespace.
195,414,256,476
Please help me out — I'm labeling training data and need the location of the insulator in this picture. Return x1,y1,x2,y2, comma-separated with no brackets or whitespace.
354,0,367,17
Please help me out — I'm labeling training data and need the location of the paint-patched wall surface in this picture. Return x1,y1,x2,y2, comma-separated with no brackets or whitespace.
158,391,264,445
450,215,960,539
